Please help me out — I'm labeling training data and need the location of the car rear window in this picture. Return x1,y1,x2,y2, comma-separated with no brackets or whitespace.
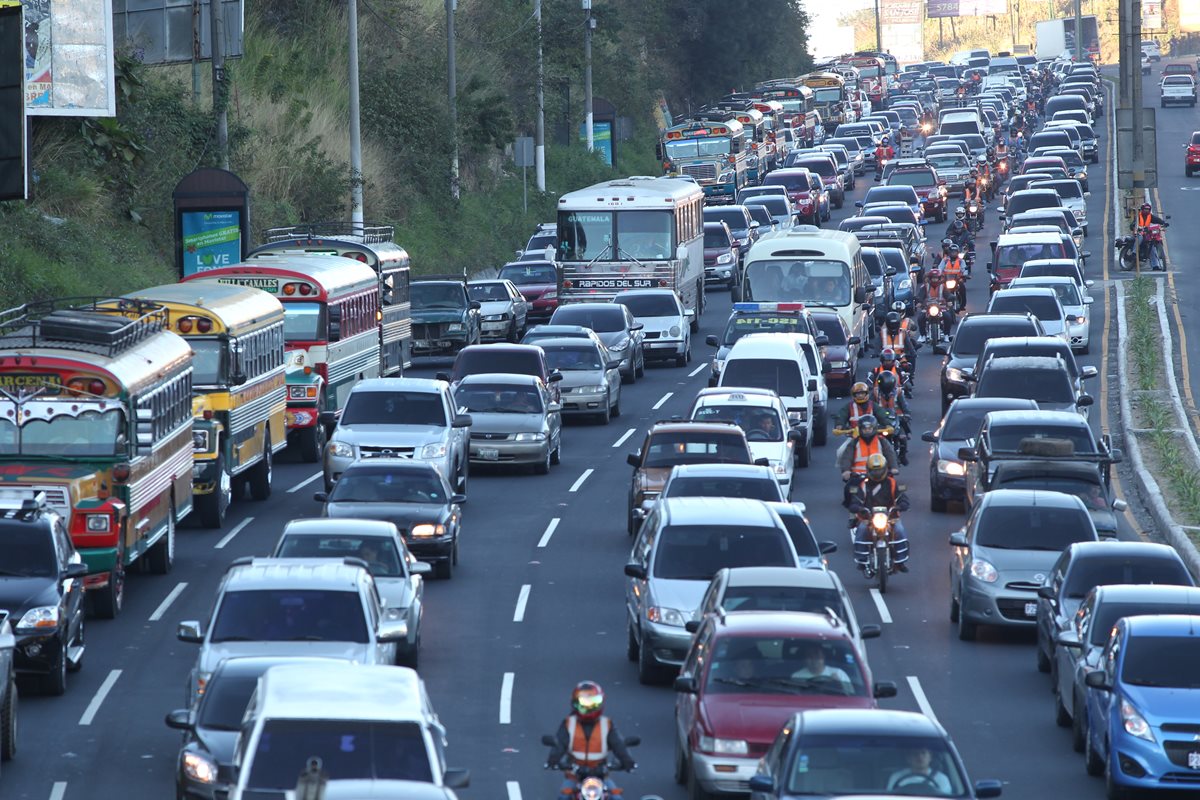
341,391,444,427
987,424,1096,454
704,636,866,697
745,197,788,216
248,719,431,788
453,349,543,379
763,173,810,192
795,158,835,177
276,535,404,578
975,505,1094,550
652,525,792,579
887,169,935,187
212,589,370,644
551,305,626,332
951,320,1038,356
643,433,751,468
499,263,557,285
812,315,847,345
721,357,806,397
616,293,679,318
1092,603,1196,646
721,584,842,613
1120,635,1200,686
1065,558,1193,600
989,293,1061,321
705,209,750,230
704,227,732,248
665,476,784,502
976,366,1074,404
995,241,1067,269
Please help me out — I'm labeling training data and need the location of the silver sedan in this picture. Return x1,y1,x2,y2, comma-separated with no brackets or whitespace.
452,372,563,473
537,337,622,424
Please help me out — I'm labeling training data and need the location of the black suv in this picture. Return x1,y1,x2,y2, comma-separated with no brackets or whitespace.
0,493,87,695
410,276,482,358
935,313,1043,413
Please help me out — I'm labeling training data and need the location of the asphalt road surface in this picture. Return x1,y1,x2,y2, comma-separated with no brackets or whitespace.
1,102,1145,800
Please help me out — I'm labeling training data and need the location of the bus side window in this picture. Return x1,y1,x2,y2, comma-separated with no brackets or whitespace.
329,303,343,342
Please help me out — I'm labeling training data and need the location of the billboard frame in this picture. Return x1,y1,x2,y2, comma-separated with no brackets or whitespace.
24,0,117,117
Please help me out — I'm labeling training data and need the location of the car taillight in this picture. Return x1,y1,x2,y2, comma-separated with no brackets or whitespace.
1189,145,1200,154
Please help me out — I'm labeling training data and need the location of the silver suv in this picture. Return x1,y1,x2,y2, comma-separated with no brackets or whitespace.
177,558,408,705
324,378,472,493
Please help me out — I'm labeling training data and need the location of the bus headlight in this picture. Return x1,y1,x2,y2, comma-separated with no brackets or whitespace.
86,514,111,533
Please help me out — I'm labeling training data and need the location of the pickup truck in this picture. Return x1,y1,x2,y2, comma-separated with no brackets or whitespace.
1160,75,1197,108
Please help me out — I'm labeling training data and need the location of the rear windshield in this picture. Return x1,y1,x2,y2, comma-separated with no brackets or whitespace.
616,293,678,318
866,187,917,204
1065,559,1192,600
1008,194,1062,216
248,720,431,789
541,344,604,372
341,390,444,427
952,321,1038,356
653,525,792,579
453,350,542,379
995,242,1066,269
989,293,1061,322
887,170,935,187
643,433,750,468
745,197,788,216
812,315,847,345
693,405,785,443
664,476,784,502
763,173,809,191
275,534,405,578
746,205,776,227
551,306,626,332
721,357,806,397
499,263,556,285
795,159,835,177
974,505,1093,550
1035,181,1083,200
703,636,866,698
976,367,1074,404
212,589,369,644
721,584,842,613
705,209,750,230
988,424,1096,454
1121,635,1200,686
1092,603,1195,646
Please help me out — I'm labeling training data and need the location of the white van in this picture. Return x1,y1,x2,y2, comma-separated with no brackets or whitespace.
230,663,470,796
717,333,816,467
739,227,872,349
938,110,986,140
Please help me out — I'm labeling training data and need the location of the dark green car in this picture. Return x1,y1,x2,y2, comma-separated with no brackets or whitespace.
410,278,482,358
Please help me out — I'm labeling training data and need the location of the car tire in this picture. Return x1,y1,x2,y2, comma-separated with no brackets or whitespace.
90,542,125,620
949,588,960,623
1189,166,1195,178
814,412,828,447
534,446,551,475
296,413,326,463
146,500,175,575
626,623,639,662
1072,690,1087,752
956,592,976,641
248,431,273,501
598,402,611,426
688,765,713,800
67,617,84,673
1086,730,1106,777
1037,643,1051,674
457,458,468,496
396,645,419,670
796,435,811,468
675,348,687,368
636,349,646,378
436,546,454,580
550,435,562,466
1055,687,1072,728
0,678,15,762
637,636,671,685
43,640,68,696
612,393,621,418
930,494,947,513
674,738,689,785
1079,343,1090,356
196,452,231,529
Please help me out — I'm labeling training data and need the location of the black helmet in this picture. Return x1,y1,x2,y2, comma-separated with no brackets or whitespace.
885,311,901,331
877,370,897,394
949,244,961,255
858,414,878,439
941,237,953,247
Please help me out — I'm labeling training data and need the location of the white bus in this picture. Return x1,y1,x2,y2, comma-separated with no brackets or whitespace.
556,176,707,330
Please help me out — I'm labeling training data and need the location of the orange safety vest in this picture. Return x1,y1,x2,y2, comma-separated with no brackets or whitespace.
1138,211,1153,227
942,258,964,277
881,328,907,351
849,400,875,426
567,716,610,767
852,436,884,474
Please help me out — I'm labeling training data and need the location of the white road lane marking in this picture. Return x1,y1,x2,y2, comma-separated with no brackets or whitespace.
537,518,560,548
907,676,940,725
513,585,531,622
79,669,122,726
214,517,254,550
49,782,67,800
869,588,893,624
506,781,522,800
569,469,593,492
688,363,707,377
287,471,323,494
612,427,636,448
500,672,515,724
149,582,188,622
652,392,674,410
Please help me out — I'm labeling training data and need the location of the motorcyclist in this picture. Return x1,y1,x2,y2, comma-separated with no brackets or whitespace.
1133,202,1169,270
874,369,910,426
838,415,899,506
878,311,917,363
545,681,637,795
871,346,912,400
916,268,954,341
875,136,895,180
938,244,967,309
977,155,995,201
849,454,911,572
834,381,897,432
944,209,972,249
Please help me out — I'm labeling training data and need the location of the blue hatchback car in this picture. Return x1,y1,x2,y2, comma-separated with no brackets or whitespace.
1083,614,1200,796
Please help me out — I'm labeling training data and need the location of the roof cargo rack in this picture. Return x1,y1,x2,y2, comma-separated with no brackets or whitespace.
264,222,395,244
0,298,167,358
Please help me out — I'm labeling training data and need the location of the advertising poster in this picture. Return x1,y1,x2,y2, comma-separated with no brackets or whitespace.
22,0,115,116
926,0,959,18
881,0,924,25
181,210,243,276
1142,0,1162,30
579,120,614,166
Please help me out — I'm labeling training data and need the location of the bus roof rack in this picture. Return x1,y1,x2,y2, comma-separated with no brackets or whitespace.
0,298,167,358
690,109,739,124
264,222,395,244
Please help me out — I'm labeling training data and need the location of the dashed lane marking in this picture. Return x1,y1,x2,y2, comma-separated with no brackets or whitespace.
148,582,188,622
513,585,531,622
500,672,515,724
612,428,636,448
569,469,593,492
214,517,254,550
688,363,708,377
49,783,67,800
506,781,523,800
907,675,940,725
652,392,674,410
287,471,323,494
537,518,560,548
868,588,893,624
79,670,122,726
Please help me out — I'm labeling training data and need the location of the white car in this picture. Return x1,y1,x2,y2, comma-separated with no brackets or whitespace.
1142,40,1162,62
687,387,797,495
1027,177,1088,236
986,286,1073,344
1007,276,1093,354
467,279,529,342
1161,74,1197,107
612,288,693,367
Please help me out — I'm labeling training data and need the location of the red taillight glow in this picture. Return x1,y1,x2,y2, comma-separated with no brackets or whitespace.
196,318,213,333
177,317,193,333
348,252,369,263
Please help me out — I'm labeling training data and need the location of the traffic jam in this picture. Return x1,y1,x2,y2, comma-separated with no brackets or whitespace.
0,45,1198,800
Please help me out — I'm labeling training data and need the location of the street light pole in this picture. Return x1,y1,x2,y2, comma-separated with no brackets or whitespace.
447,0,460,201
583,0,594,152
535,0,545,191
209,0,228,169
348,0,364,228
1073,0,1083,62
874,0,883,52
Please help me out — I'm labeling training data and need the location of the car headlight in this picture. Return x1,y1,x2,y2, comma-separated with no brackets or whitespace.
698,735,750,755
772,462,789,476
1073,316,1086,326
669,325,681,337
718,170,735,182
514,432,546,442
543,290,558,300
328,441,355,458
716,252,734,265
182,751,219,784
86,513,110,533
937,459,965,476
829,360,849,369
483,314,508,322
411,523,447,537
447,323,464,332
1121,699,1155,742
1073,209,1085,221
609,338,630,353
420,443,448,459
946,367,964,383
898,279,912,290
968,558,998,583
584,384,608,393
646,606,688,627
17,606,60,631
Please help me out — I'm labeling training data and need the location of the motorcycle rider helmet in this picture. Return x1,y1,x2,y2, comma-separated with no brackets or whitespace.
986,147,995,158
857,414,879,441
969,168,979,177
851,381,871,405
882,136,890,145
571,681,605,720
880,347,897,367
1141,202,1152,213
976,155,987,163
951,218,965,231
865,452,889,481
876,370,898,397
890,300,906,315
941,237,953,250
928,267,943,281
948,244,960,257
955,206,966,219
885,312,901,333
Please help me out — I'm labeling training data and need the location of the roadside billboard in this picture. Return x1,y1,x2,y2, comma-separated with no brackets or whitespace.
23,0,115,116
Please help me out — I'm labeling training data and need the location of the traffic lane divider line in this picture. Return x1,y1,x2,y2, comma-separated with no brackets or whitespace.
569,469,594,492
869,587,893,624
612,428,636,448
537,518,560,548
79,669,122,726
688,363,708,378
906,675,940,725
513,584,531,622
287,471,323,494
148,582,188,622
506,781,522,800
1154,186,1200,428
214,517,254,550
49,783,67,800
652,392,674,410
500,672,515,724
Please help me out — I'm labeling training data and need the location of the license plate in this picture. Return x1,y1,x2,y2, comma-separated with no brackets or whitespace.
1189,752,1200,770
414,340,430,347
1024,602,1038,617
478,448,499,461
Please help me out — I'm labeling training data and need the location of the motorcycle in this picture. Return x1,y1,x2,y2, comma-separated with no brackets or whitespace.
1117,224,1167,272
543,734,655,800
862,505,900,593
924,297,952,345
965,202,982,234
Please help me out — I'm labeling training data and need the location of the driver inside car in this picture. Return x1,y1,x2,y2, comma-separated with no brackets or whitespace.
790,643,853,693
887,747,953,795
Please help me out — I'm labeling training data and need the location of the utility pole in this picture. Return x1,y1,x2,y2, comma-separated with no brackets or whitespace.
447,0,460,201
583,0,594,151
1131,0,1144,192
535,0,545,191
874,0,883,52
1073,0,1083,61
348,0,364,228
209,0,228,169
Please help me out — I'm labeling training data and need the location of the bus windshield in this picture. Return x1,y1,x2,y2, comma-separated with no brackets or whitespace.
0,407,125,457
744,260,852,306
810,87,841,104
855,64,881,78
558,210,674,262
190,339,224,385
282,302,322,341
664,137,731,160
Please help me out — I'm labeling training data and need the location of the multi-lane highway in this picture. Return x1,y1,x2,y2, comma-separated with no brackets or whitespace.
1,89,1163,800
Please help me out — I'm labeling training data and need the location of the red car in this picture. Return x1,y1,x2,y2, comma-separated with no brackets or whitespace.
1186,130,1200,177
887,163,948,222
497,260,558,323
674,611,894,796
761,168,823,225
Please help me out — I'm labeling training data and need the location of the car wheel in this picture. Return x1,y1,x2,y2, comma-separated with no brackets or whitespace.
436,549,454,580
297,412,326,463
675,347,687,368
1104,751,1129,798
534,445,551,475
67,617,84,672
1189,166,1195,177
42,640,68,696
636,348,646,378
1071,690,1087,752
814,412,828,447
674,737,689,785
626,622,639,662
550,434,562,466
930,494,947,513
196,452,231,529
1079,342,1090,356
90,545,125,620
146,500,176,575
457,458,469,495
637,636,671,685
0,677,15,762
598,401,611,425
1037,642,1051,674
688,764,713,800
949,589,960,623
957,592,976,641
249,432,273,501
1085,728,1105,776
396,645,419,669
611,392,621,418
1055,687,1072,727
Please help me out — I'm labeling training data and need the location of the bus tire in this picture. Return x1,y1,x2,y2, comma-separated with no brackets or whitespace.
249,431,273,501
296,408,327,463
196,453,231,529
146,500,176,575
91,542,125,620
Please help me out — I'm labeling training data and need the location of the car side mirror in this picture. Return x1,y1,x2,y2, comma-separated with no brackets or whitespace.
957,446,977,462
748,776,775,794
754,457,770,467
177,620,204,644
873,681,899,699
788,430,803,444
64,562,88,579
1081,366,1098,379
1083,296,1094,305
705,335,720,347
975,779,1004,799
1056,630,1082,649
854,286,869,304
684,309,695,320
684,619,701,633
885,266,897,276
607,360,623,371
453,414,473,428
750,220,760,229
847,336,862,346
1066,314,1078,323
377,618,409,643
1084,670,1111,690
229,369,247,387
436,372,451,382
1037,585,1056,600
807,378,817,392
548,372,563,383
630,323,644,332
314,491,328,503
673,675,699,693
627,452,641,468
860,623,882,640
921,431,937,443
451,493,467,504
1082,251,1092,260
819,541,838,555
469,300,482,310
1076,394,1094,407
165,709,194,730
443,768,471,789
546,401,562,414
949,531,968,547
624,563,648,580
816,334,829,346
411,561,433,576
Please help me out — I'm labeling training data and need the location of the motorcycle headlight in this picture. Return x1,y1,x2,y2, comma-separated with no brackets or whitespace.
447,323,464,332
580,778,606,800
928,304,941,317
182,751,219,784
17,606,60,631
969,558,998,583
716,252,734,265
698,736,750,755
411,523,447,538
420,443,448,460
328,441,355,458
871,512,889,531
1121,699,1155,742
937,459,965,476
514,432,547,442
646,606,688,627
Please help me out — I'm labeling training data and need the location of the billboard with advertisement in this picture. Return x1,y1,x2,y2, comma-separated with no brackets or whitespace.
1142,0,1162,30
23,0,115,116
882,22,925,64
881,0,923,24
958,0,1008,15
181,210,243,276
926,0,959,18
579,120,614,166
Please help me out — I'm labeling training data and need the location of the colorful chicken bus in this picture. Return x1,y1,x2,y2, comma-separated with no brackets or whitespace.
802,72,854,130
756,82,820,147
115,284,287,528
750,98,790,165
0,299,194,617
183,254,381,462
658,115,749,204
843,54,888,106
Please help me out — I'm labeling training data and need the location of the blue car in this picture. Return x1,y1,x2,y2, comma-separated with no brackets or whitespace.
1083,614,1200,796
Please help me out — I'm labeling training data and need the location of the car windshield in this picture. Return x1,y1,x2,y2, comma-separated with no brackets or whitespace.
763,173,811,192
0,407,125,458
329,467,447,504
744,260,851,306
456,382,543,414
665,475,784,502
722,584,842,613
197,672,260,731
247,720,431,789
1000,476,1108,510
1027,282,1082,306
975,505,1093,550
616,293,679,318
777,515,821,557
467,283,510,301
1121,636,1200,687
812,315,847,345
1065,559,1191,600
643,433,750,468
721,313,806,345
1008,194,1061,215
652,525,791,579
721,357,805,397
942,406,996,440
211,589,369,643
0,526,57,577
693,405,785,442
527,232,555,251
411,283,465,309
976,368,1073,404
995,242,1066,269
796,159,835,177
551,306,626,333
542,344,604,372
341,391,444,426
453,350,542,379
866,187,917,204
1036,181,1083,200
704,636,866,697
189,339,224,385
989,294,1062,321
888,170,935,187
499,264,557,286
746,205,775,228
705,210,748,230
988,424,1096,454
276,534,405,577
704,228,732,248
1021,265,1078,283
783,735,968,796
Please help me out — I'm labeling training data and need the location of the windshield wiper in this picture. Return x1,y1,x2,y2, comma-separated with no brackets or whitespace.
283,635,327,641
212,635,257,642
586,244,613,268
617,247,646,267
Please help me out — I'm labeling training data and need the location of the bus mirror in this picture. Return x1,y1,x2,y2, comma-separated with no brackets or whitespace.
655,141,664,160
229,369,247,387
